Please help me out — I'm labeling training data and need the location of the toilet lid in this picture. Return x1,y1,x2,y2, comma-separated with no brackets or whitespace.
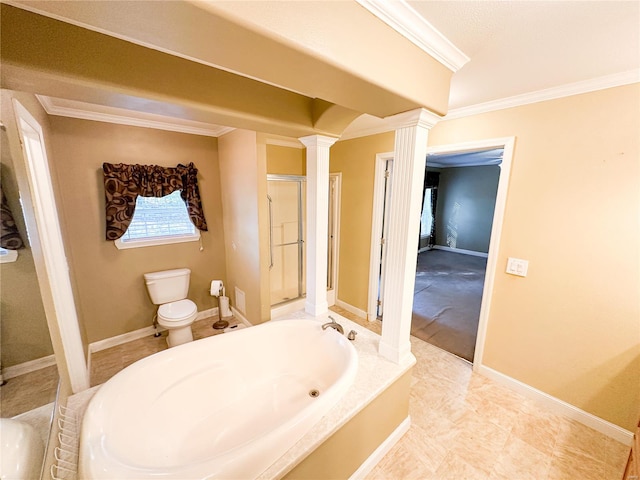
158,299,197,322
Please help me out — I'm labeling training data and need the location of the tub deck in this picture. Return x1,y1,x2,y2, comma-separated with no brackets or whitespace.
64,311,415,479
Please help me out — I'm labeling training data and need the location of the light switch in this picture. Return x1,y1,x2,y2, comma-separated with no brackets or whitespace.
506,257,529,277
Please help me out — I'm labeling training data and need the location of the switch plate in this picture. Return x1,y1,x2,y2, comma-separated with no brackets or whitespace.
506,257,529,277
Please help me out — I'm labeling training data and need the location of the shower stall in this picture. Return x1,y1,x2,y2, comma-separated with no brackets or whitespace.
267,174,340,308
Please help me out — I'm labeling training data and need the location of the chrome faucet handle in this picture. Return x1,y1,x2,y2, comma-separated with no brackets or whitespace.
347,330,357,341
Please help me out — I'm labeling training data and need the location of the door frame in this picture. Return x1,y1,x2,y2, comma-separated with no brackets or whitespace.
369,137,515,369
367,152,394,321
12,99,90,392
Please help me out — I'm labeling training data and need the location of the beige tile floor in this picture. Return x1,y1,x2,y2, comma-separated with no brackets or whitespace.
0,364,59,417
329,307,630,480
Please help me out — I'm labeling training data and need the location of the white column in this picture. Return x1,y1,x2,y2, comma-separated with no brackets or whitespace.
379,108,440,364
299,135,338,316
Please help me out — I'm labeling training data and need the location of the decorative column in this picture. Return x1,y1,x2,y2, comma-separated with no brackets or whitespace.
299,135,338,316
379,108,440,364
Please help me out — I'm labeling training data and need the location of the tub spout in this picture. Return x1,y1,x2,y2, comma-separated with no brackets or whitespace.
322,316,344,335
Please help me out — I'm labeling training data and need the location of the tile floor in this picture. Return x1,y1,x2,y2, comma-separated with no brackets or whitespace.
90,316,231,386
330,306,630,480
3,308,631,479
0,364,58,417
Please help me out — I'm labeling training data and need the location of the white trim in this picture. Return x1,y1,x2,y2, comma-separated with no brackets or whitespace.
328,172,342,307
13,99,90,393
477,365,634,446
196,307,217,321
349,416,411,480
36,95,234,137
445,69,640,120
89,307,218,353
431,245,488,258
335,299,368,321
114,231,201,250
355,0,469,72
1,354,57,380
0,248,19,263
89,325,162,353
470,137,514,368
367,152,394,322
265,136,304,149
271,298,306,319
230,306,253,327
425,137,515,368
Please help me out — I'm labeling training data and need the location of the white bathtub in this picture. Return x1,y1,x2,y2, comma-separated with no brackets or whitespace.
79,318,358,479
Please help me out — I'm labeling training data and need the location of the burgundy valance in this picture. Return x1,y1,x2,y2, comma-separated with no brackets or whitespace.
103,162,208,241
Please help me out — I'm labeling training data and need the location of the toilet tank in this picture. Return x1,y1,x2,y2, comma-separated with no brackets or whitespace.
144,268,191,305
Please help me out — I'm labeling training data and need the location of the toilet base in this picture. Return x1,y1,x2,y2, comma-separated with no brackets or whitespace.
165,326,194,348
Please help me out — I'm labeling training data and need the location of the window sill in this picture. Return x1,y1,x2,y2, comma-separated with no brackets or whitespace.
114,232,200,250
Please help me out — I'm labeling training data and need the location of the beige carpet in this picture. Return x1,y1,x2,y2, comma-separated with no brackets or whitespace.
411,249,486,362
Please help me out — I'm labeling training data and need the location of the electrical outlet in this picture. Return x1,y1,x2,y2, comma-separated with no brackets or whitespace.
506,257,529,277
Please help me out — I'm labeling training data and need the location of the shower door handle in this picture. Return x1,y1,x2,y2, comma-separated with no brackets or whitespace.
267,194,274,269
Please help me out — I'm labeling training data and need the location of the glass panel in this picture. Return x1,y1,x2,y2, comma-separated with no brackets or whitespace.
270,243,300,305
269,181,300,246
268,179,304,306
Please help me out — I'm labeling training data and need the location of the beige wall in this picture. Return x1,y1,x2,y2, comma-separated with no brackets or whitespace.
47,117,225,343
0,107,52,367
218,129,270,324
330,132,395,310
266,144,305,176
428,84,640,430
1,89,75,387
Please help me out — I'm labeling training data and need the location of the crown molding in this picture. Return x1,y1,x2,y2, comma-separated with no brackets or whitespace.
445,69,640,120
339,108,442,141
265,137,304,149
355,0,469,72
36,95,235,137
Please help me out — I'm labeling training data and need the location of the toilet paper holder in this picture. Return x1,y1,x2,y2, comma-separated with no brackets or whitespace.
210,280,232,329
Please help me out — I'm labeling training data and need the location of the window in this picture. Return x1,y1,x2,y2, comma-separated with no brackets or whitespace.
114,190,199,249
420,188,433,238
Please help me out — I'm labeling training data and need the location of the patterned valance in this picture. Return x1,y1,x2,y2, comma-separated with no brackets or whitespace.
102,162,208,241
0,184,25,250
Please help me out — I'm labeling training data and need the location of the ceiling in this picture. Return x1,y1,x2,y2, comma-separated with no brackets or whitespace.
11,0,640,139
408,0,640,111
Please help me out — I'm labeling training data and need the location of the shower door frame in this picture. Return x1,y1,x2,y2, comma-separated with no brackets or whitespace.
268,175,306,306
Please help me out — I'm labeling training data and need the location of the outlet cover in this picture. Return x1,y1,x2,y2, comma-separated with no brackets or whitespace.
506,257,529,277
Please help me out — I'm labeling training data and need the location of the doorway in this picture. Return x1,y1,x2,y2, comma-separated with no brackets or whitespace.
412,149,502,362
369,138,515,367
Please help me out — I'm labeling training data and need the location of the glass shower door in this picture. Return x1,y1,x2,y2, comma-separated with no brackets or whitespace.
268,177,305,306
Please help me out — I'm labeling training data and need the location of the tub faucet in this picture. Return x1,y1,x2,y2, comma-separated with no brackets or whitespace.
322,316,344,335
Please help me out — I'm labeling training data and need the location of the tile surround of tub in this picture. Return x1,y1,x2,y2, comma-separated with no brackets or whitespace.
61,308,629,479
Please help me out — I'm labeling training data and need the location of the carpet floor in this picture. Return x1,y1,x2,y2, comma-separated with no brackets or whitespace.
411,249,487,362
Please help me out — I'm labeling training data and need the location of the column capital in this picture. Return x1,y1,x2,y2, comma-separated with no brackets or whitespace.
384,107,442,131
298,134,339,149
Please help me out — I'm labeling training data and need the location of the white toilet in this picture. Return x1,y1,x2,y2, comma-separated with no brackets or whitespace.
144,268,198,348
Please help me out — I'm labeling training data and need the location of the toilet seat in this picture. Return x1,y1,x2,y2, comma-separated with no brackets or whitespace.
158,299,197,327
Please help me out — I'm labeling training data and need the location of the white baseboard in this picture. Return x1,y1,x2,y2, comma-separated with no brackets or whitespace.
335,299,368,320
196,307,218,321
2,354,57,380
270,298,306,319
431,245,488,258
89,307,219,354
476,365,634,446
230,306,253,327
349,416,411,479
